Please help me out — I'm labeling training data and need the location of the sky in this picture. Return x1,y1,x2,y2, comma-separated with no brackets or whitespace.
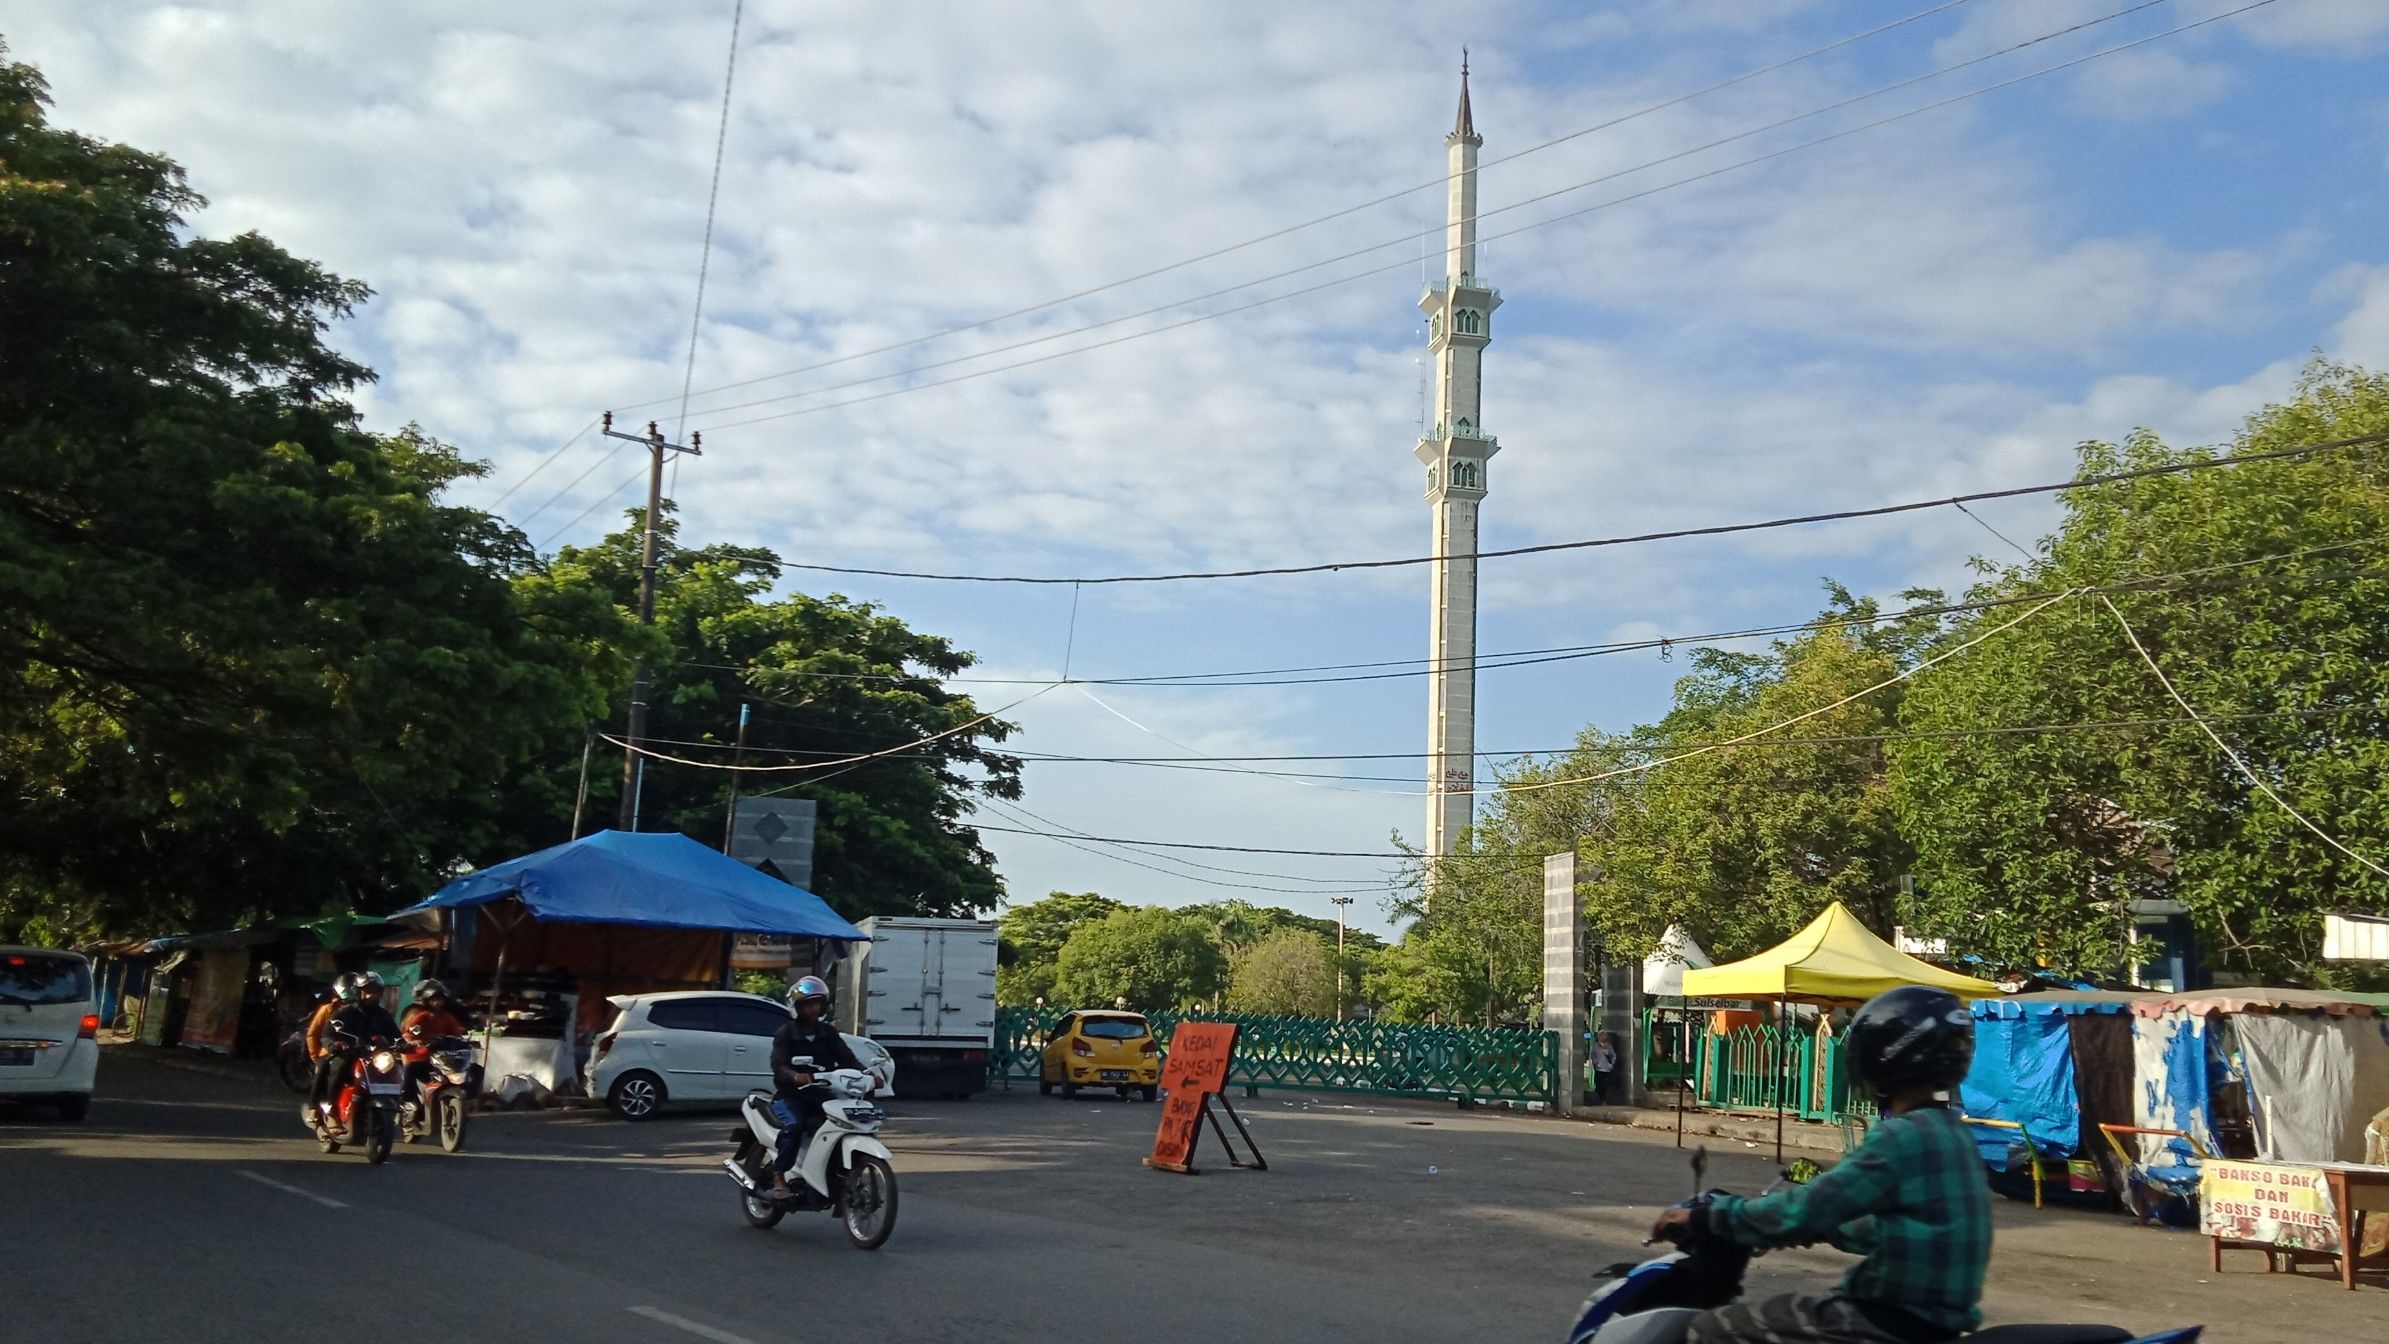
12,1,2389,932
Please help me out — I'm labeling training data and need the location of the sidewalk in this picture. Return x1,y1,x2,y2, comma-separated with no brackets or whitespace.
1576,1099,1853,1157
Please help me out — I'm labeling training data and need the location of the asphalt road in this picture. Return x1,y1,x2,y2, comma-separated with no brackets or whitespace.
3,1052,2374,1342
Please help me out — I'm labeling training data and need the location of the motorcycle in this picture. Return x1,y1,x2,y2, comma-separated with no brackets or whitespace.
397,1031,474,1153
1564,1148,2202,1344
277,1028,316,1092
304,1038,407,1165
721,1068,899,1250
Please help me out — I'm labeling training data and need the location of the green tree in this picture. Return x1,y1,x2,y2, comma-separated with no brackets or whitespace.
1225,929,1338,1017
1049,906,1227,1012
0,48,633,943
996,890,1124,1003
522,510,1024,920
1893,362,2389,980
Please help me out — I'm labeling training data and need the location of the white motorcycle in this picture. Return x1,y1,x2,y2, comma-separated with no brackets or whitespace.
722,1069,899,1250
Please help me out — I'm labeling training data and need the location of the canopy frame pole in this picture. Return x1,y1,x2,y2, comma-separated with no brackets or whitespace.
1775,998,1788,1163
478,902,525,1093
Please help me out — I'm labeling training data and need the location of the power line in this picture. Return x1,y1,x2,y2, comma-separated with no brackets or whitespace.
770,428,2388,585
488,417,602,510
979,797,1394,893
600,1,1980,422
689,2,2252,440
663,540,2380,696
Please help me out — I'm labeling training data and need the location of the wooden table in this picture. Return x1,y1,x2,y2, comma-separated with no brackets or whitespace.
2311,1162,2389,1290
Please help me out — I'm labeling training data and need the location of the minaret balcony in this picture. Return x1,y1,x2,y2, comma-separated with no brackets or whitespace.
1419,275,1502,304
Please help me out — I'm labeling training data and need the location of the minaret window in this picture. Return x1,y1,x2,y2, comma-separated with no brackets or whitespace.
1456,309,1481,335
1453,461,1478,489
1426,466,1438,490
1429,313,1443,342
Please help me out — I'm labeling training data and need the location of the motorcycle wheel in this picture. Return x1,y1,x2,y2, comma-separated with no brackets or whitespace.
279,1046,315,1093
841,1155,898,1251
365,1108,394,1165
436,1092,468,1152
740,1185,786,1230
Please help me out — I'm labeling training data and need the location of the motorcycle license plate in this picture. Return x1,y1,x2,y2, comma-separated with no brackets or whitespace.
367,1081,404,1095
1100,1069,1129,1082
0,1048,33,1067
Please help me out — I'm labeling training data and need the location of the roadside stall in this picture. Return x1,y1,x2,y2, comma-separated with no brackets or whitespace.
390,829,867,1099
1680,902,1995,1158
1962,991,2157,1206
1639,925,1714,1092
2122,989,2389,1287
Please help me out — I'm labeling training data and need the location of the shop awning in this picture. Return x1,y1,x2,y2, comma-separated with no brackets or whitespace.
1680,901,1995,1003
393,829,866,941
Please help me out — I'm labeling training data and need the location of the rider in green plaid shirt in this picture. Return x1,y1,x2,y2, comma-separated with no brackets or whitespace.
1652,987,1991,1344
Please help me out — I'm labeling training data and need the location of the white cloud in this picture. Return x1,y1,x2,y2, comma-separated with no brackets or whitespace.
7,0,2373,911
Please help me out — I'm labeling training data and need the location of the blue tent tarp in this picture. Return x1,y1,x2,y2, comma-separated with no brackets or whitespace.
396,830,865,941
1961,1011,2080,1168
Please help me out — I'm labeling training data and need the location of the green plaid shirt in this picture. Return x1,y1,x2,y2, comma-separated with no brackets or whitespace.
1706,1105,1990,1333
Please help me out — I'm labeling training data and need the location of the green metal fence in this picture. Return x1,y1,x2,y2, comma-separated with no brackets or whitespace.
994,1006,1557,1104
1638,1007,1874,1126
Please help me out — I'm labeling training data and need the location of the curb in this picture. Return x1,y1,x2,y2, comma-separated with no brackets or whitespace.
1574,1102,1851,1157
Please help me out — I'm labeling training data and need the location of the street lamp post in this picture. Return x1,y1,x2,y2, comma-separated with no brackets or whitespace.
1329,896,1355,1021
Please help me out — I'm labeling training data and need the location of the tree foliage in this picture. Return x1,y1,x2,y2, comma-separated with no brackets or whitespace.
1226,929,1339,1017
1893,362,2389,980
523,512,1022,920
1049,906,1228,1012
996,891,1124,1003
0,49,633,942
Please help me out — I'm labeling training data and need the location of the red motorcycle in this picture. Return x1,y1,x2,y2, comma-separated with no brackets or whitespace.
398,1030,473,1153
310,1037,406,1164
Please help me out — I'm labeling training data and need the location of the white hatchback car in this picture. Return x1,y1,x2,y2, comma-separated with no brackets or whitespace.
0,946,100,1122
588,990,893,1121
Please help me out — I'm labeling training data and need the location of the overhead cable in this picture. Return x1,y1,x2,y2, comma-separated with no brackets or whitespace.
771,428,2388,585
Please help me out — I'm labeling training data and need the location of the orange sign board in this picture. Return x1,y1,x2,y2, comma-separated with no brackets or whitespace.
1148,1022,1239,1173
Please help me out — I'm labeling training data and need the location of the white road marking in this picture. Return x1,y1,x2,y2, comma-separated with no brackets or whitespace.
233,1168,347,1209
627,1307,765,1344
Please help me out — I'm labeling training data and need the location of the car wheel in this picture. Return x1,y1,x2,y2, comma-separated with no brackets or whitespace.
607,1071,666,1121
1060,1079,1079,1100
1038,1075,1055,1096
55,1093,90,1123
1139,1085,1158,1103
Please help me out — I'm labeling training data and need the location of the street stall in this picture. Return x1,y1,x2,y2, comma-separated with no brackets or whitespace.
1680,902,1995,1157
2119,990,2389,1286
1638,925,1714,1093
1961,991,2157,1206
390,829,867,1099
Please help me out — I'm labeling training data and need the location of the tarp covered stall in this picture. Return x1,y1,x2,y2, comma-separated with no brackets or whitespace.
1961,993,2154,1183
2131,1011,2219,1182
392,830,870,1078
1680,902,1995,1003
2236,1014,2389,1163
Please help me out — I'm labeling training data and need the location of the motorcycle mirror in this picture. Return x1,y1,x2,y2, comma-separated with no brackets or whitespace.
1689,1145,1708,1196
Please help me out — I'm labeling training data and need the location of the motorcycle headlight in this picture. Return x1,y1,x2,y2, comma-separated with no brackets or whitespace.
371,1051,398,1072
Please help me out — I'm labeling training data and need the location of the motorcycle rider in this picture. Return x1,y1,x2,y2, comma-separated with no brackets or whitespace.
399,978,471,1102
766,975,864,1200
312,971,403,1129
1650,986,1990,1344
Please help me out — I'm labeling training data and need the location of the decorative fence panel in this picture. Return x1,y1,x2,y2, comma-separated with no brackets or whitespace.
1639,1007,1871,1126
993,1006,1557,1104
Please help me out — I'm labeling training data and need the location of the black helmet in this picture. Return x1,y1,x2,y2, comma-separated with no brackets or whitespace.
1845,986,1974,1099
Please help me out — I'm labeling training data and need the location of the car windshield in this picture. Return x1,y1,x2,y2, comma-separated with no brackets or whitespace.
1079,1017,1149,1040
0,953,91,1006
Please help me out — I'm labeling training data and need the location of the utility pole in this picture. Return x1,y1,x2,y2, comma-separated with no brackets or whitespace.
602,411,702,832
1330,896,1355,1021
721,702,751,852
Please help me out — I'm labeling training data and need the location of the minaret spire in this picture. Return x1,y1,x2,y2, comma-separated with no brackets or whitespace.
1416,62,1501,871
1454,50,1477,142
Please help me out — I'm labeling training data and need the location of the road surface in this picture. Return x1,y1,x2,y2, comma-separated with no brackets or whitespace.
2,1051,2368,1342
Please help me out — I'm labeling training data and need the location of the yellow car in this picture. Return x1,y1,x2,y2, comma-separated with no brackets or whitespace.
1039,1010,1160,1101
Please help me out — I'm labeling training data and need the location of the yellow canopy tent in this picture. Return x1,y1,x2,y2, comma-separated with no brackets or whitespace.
1681,901,1994,1004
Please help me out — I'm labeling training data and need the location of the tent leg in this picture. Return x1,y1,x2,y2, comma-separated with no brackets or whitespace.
1775,1001,1790,1161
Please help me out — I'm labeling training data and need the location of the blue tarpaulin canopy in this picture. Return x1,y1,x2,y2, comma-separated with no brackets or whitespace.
396,830,865,941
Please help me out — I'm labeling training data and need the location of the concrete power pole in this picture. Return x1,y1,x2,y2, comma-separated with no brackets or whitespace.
1329,896,1355,1021
603,412,702,832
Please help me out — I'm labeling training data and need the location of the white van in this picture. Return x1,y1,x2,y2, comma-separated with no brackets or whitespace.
0,946,100,1121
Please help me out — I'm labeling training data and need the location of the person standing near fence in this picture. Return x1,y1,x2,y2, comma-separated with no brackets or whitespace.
1590,1031,1619,1104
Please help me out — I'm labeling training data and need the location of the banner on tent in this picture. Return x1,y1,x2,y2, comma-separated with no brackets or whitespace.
2200,1160,2340,1254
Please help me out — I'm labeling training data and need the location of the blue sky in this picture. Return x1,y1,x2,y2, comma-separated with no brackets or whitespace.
14,1,2389,929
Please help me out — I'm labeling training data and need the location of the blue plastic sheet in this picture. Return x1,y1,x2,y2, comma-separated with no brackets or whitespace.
1961,1010,2080,1168
393,829,866,940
